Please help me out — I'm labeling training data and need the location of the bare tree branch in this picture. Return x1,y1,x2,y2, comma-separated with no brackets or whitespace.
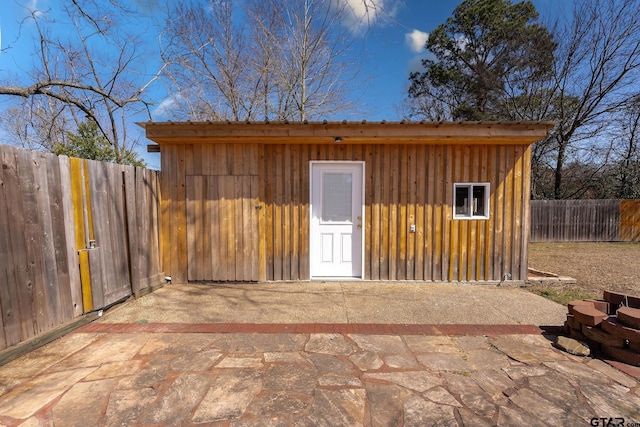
160,0,361,122
0,0,164,160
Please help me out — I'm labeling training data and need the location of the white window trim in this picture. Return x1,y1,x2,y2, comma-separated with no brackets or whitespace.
453,182,490,220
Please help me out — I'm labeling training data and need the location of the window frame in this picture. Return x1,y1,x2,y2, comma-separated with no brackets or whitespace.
453,182,490,220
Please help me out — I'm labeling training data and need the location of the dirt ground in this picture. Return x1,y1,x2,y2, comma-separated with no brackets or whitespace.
528,242,640,304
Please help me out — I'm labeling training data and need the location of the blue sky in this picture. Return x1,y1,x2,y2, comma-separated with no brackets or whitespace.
351,0,566,120
0,0,567,168
351,1,458,119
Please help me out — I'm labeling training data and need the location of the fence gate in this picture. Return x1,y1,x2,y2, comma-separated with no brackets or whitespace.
69,158,132,310
69,158,162,311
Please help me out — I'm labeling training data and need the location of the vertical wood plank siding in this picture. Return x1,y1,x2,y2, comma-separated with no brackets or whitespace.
163,143,531,282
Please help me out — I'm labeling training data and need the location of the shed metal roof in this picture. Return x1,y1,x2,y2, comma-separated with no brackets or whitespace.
140,120,555,146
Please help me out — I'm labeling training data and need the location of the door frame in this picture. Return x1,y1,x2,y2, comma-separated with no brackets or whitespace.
309,161,365,280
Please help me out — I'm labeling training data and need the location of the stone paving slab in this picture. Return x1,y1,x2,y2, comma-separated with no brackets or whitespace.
1,325,639,426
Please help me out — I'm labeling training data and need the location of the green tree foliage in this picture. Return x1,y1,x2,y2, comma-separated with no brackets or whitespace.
52,121,145,167
408,0,555,121
407,0,640,200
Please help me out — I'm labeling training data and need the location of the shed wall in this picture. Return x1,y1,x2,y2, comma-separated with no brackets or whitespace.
160,143,531,283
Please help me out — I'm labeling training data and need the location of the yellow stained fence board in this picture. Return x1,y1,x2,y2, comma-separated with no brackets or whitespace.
69,157,93,312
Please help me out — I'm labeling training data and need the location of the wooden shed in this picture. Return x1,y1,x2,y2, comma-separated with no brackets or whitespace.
142,121,553,284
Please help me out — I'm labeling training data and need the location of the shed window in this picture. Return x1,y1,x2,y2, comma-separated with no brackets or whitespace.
454,183,490,219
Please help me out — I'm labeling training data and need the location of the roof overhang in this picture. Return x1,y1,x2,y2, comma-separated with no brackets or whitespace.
139,121,556,146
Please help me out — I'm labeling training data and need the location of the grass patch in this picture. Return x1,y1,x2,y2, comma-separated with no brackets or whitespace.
527,284,599,306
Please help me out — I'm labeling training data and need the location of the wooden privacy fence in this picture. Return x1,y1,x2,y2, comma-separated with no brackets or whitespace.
530,199,640,242
0,145,162,351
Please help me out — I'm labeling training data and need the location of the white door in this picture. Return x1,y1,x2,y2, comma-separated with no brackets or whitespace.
310,162,364,278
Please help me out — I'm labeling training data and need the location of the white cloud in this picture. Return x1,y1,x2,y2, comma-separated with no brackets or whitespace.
152,94,185,121
131,0,160,14
22,0,46,19
407,55,428,74
405,29,428,53
342,0,400,34
26,0,38,12
344,0,376,21
455,35,468,52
